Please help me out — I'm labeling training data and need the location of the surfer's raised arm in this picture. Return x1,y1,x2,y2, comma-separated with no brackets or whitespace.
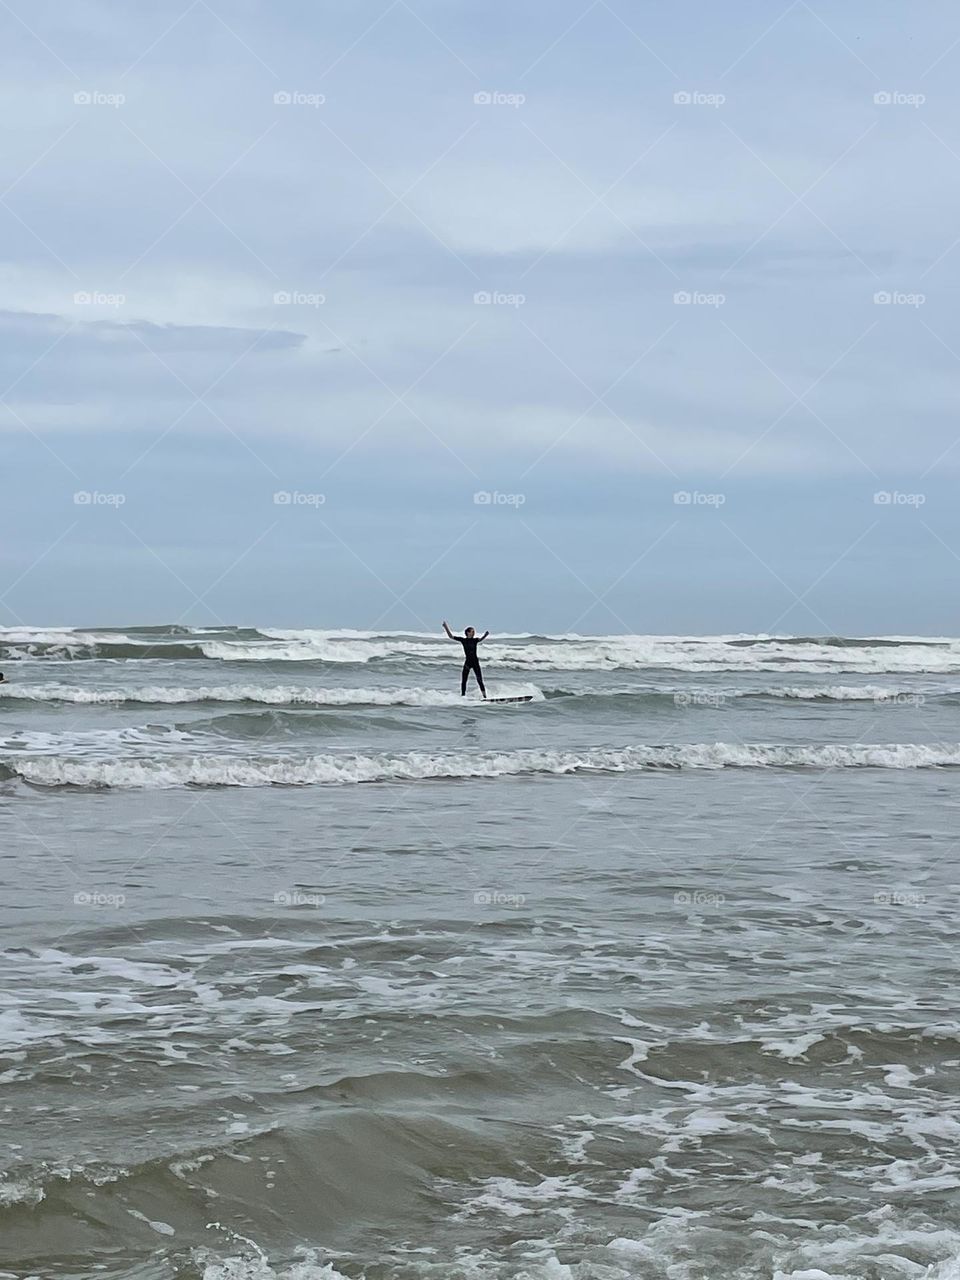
478,630,490,642
442,621,457,639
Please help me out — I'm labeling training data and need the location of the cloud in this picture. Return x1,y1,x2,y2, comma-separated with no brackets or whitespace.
3,0,960,622
0,307,304,347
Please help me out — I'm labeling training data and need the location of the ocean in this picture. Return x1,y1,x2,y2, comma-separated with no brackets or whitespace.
2,624,959,1280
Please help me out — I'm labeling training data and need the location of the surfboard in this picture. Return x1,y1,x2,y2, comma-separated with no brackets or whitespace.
485,695,533,704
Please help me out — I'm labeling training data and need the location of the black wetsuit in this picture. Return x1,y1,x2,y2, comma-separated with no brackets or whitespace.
457,636,486,697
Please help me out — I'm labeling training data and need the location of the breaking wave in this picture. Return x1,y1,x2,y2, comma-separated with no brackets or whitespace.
3,741,960,789
3,626,960,673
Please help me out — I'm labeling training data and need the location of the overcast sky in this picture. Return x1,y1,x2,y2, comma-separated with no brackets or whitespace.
2,0,959,634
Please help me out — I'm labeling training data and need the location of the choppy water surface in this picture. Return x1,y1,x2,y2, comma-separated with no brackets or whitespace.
2,625,959,1279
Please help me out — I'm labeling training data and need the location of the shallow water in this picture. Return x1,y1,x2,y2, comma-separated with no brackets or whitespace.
2,626,959,1278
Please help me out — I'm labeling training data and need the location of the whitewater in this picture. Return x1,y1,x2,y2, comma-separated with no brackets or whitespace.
3,623,960,1280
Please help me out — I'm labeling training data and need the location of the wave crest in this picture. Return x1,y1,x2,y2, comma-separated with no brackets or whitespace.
4,742,959,789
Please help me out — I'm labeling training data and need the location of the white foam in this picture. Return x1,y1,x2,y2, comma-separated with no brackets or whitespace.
461,635,960,676
0,626,112,646
6,741,960,789
5,625,960,675
196,1236,352,1280
199,639,388,663
127,1207,175,1235
0,723,198,755
758,684,939,701
773,1272,846,1280
199,1256,351,1280
0,682,541,707
192,1242,960,1280
615,1037,658,1072
462,1174,590,1218
0,1179,44,1207
760,1032,825,1060
4,626,950,675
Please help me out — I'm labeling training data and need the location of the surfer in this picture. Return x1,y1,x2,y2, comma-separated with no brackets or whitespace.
442,622,488,698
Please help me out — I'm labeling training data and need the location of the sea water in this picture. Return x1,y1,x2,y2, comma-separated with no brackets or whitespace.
1,625,959,1279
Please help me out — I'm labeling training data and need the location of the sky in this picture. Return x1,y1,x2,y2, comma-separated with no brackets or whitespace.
2,0,960,634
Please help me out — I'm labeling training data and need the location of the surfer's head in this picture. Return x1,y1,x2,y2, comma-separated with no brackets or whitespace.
465,627,475,637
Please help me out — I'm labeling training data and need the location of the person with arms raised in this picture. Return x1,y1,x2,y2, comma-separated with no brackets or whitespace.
442,621,488,698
